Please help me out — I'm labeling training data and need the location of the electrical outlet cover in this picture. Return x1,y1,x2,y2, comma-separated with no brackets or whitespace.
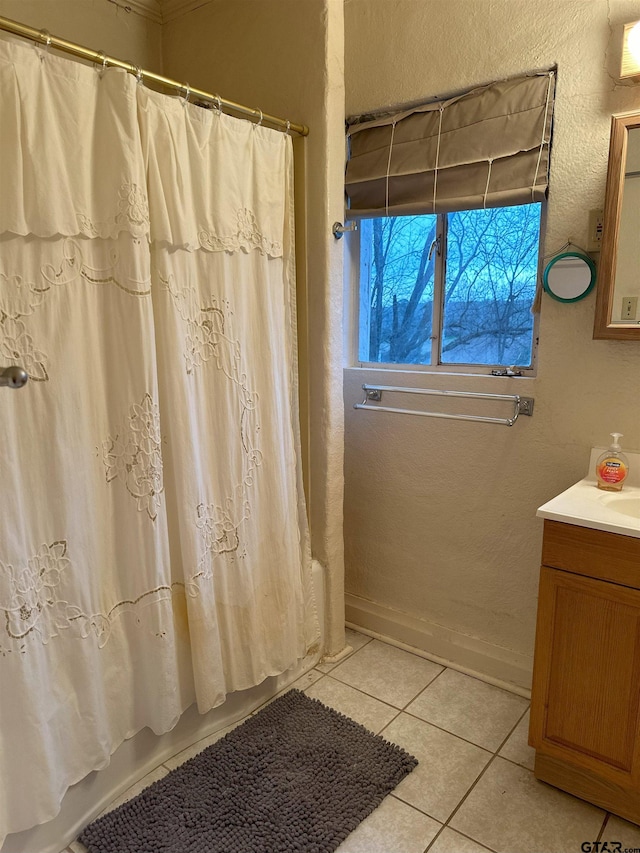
588,209,604,252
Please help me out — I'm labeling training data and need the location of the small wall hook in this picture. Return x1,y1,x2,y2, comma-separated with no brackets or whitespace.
332,221,358,239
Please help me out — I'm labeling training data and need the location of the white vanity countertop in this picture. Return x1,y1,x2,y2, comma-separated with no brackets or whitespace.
537,448,640,539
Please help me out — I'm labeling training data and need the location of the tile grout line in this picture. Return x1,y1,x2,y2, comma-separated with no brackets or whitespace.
379,668,526,755
428,696,619,852
373,665,450,736
389,665,470,853
597,813,611,843
387,791,443,823
314,672,407,736
449,701,533,809
400,707,518,756
329,660,446,711
381,663,501,852
376,668,451,744
423,825,500,853
346,627,531,700
422,700,535,853
426,753,501,853
494,702,531,753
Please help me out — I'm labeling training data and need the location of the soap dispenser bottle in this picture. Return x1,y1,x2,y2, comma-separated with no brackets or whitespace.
595,433,629,492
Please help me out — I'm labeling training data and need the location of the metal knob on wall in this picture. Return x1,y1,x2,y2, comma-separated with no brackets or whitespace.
332,221,358,239
0,365,29,389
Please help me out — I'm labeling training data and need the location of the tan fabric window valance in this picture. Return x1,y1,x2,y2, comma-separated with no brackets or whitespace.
345,71,556,218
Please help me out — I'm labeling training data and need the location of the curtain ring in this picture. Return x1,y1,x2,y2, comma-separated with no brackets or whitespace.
38,29,52,60
128,63,143,85
182,83,191,104
285,120,291,135
214,94,222,113
95,51,108,75
255,109,263,127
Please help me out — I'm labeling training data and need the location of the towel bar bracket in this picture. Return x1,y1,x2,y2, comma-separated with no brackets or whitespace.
518,397,534,417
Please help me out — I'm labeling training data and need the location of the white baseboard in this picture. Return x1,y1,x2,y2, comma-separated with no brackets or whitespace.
345,593,533,697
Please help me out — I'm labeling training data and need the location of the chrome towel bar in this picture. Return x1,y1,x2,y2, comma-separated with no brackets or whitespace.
354,384,534,426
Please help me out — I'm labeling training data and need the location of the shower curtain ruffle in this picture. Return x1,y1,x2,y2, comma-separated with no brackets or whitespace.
0,38,148,241
0,36,317,844
138,86,288,255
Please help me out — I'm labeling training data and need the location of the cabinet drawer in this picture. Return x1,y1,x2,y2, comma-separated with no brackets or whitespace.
542,520,640,589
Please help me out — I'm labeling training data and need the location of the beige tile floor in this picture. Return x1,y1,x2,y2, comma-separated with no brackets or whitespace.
65,629,640,853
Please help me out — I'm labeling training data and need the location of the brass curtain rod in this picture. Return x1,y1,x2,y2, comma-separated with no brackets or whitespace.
0,14,309,136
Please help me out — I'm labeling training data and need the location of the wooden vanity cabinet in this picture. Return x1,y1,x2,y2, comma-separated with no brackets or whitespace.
529,520,640,824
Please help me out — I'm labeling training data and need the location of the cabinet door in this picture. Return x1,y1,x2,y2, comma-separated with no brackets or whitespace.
530,566,640,790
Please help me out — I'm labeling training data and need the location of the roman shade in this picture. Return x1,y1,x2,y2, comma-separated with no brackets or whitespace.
345,71,556,218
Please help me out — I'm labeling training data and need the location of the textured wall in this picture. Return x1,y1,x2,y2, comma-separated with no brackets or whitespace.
163,0,347,655
0,0,162,68
343,0,640,687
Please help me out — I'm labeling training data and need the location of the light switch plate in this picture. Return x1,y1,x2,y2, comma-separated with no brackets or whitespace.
622,296,638,320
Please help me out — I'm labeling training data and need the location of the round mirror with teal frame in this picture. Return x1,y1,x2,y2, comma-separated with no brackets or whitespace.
543,251,597,303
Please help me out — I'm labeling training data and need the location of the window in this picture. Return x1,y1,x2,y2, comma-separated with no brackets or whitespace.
358,203,542,370
345,71,556,373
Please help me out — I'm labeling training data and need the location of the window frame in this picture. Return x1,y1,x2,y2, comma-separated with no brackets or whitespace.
349,203,546,377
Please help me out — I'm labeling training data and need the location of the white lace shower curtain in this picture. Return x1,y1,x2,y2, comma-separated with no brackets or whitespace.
0,37,317,842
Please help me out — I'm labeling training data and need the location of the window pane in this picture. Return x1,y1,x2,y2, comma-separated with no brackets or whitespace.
359,215,437,364
441,204,541,366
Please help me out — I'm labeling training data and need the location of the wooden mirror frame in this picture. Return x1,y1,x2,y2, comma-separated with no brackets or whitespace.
594,111,640,340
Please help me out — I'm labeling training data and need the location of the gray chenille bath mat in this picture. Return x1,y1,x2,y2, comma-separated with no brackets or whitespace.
79,688,418,853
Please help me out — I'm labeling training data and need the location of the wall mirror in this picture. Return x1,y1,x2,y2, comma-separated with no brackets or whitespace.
543,252,596,302
594,111,640,340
